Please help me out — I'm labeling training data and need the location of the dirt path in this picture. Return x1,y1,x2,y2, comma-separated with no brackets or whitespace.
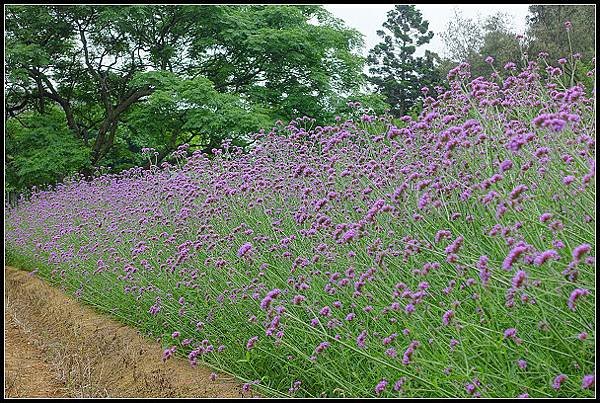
5,308,68,397
4,266,246,398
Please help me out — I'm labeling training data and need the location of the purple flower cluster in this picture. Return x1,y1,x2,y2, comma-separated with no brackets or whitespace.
260,288,281,310
442,310,454,326
402,340,420,365
567,288,589,311
502,244,529,271
552,374,567,390
5,49,595,398
237,242,253,257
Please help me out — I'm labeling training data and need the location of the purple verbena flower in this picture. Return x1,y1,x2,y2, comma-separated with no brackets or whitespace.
442,310,454,326
503,245,528,270
534,249,560,266
552,374,567,390
511,270,527,288
374,379,388,395
246,336,259,350
582,374,595,389
572,244,591,262
567,288,589,311
356,330,368,348
237,242,253,257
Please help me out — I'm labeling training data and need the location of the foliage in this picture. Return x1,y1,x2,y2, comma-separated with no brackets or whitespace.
439,9,485,63
367,5,442,117
439,10,523,78
478,14,525,70
5,107,91,192
124,72,273,164
195,5,366,121
438,6,596,81
527,5,595,62
331,93,392,118
5,5,365,191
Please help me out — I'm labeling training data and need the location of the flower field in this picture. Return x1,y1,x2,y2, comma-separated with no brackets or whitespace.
5,58,596,398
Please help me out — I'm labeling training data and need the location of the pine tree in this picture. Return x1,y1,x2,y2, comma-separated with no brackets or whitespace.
367,5,441,117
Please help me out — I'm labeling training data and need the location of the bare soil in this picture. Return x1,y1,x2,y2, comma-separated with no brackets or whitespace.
4,266,247,398
5,308,68,397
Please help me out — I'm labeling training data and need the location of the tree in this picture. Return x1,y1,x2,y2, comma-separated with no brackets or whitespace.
122,72,272,169
439,9,484,64
527,5,595,62
366,5,441,117
439,9,522,78
5,106,91,192
5,5,366,191
188,5,366,122
437,6,595,81
5,5,179,167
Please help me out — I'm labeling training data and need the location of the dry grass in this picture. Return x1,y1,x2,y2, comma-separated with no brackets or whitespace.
5,297,70,398
4,266,244,398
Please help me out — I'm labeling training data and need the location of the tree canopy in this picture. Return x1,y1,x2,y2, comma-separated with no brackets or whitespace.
437,5,595,80
439,10,523,78
5,5,367,191
526,5,595,62
366,5,441,117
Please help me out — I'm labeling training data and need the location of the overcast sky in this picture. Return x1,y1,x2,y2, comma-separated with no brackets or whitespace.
323,4,532,58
